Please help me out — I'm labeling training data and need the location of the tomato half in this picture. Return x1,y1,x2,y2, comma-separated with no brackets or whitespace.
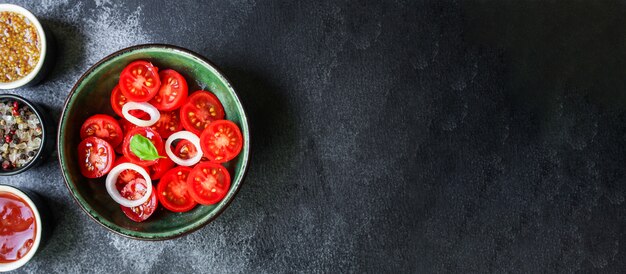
180,91,225,135
150,110,182,139
110,85,148,118
120,179,158,222
122,127,164,167
116,118,136,154
78,137,115,178
119,118,137,134
119,61,161,102
149,69,188,111
112,156,149,189
114,144,123,155
200,120,243,163
174,139,199,160
187,162,231,205
80,114,124,148
147,156,175,180
157,166,197,212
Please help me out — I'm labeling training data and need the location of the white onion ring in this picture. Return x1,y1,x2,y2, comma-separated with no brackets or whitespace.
165,131,204,166
105,163,153,207
122,101,160,127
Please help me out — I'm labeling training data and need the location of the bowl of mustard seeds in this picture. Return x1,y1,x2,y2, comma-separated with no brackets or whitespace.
0,4,53,89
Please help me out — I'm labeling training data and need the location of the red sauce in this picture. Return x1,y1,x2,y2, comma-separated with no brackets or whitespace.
0,192,36,263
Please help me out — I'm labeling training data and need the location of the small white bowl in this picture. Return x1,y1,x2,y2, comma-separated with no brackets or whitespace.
0,185,42,272
0,4,47,90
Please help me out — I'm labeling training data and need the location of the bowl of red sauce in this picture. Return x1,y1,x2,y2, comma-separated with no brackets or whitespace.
0,185,42,271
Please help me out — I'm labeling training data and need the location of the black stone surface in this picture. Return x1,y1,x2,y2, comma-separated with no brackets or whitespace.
2,0,626,272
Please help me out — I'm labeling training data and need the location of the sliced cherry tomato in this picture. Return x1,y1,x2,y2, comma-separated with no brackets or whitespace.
150,110,182,139
114,144,123,155
116,118,136,154
149,69,188,111
80,114,124,148
78,137,115,178
110,85,148,118
187,162,231,205
112,156,149,189
200,120,243,163
119,118,137,134
147,157,175,180
122,127,164,167
119,60,161,102
174,139,199,160
120,179,158,222
157,166,197,212
180,91,225,135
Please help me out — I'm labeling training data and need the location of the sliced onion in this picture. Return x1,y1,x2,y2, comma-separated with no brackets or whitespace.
165,131,204,166
105,163,153,207
122,101,160,127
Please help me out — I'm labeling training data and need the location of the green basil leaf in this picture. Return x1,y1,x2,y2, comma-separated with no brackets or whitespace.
129,134,165,161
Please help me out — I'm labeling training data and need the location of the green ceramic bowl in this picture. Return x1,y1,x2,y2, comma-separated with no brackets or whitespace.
58,44,250,240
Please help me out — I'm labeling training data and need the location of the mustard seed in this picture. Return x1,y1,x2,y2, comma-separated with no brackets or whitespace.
0,12,40,83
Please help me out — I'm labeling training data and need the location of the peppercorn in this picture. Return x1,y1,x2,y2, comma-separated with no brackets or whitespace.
0,98,41,169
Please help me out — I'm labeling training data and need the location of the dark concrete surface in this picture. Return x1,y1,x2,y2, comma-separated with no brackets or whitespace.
2,0,626,272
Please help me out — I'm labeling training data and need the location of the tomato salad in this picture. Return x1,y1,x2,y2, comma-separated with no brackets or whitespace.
77,60,243,222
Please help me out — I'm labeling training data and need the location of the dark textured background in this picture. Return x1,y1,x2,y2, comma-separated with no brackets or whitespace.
2,0,626,272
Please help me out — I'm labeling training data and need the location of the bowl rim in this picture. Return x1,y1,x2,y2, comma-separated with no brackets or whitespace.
57,43,250,240
0,4,47,90
0,185,42,271
0,94,47,176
